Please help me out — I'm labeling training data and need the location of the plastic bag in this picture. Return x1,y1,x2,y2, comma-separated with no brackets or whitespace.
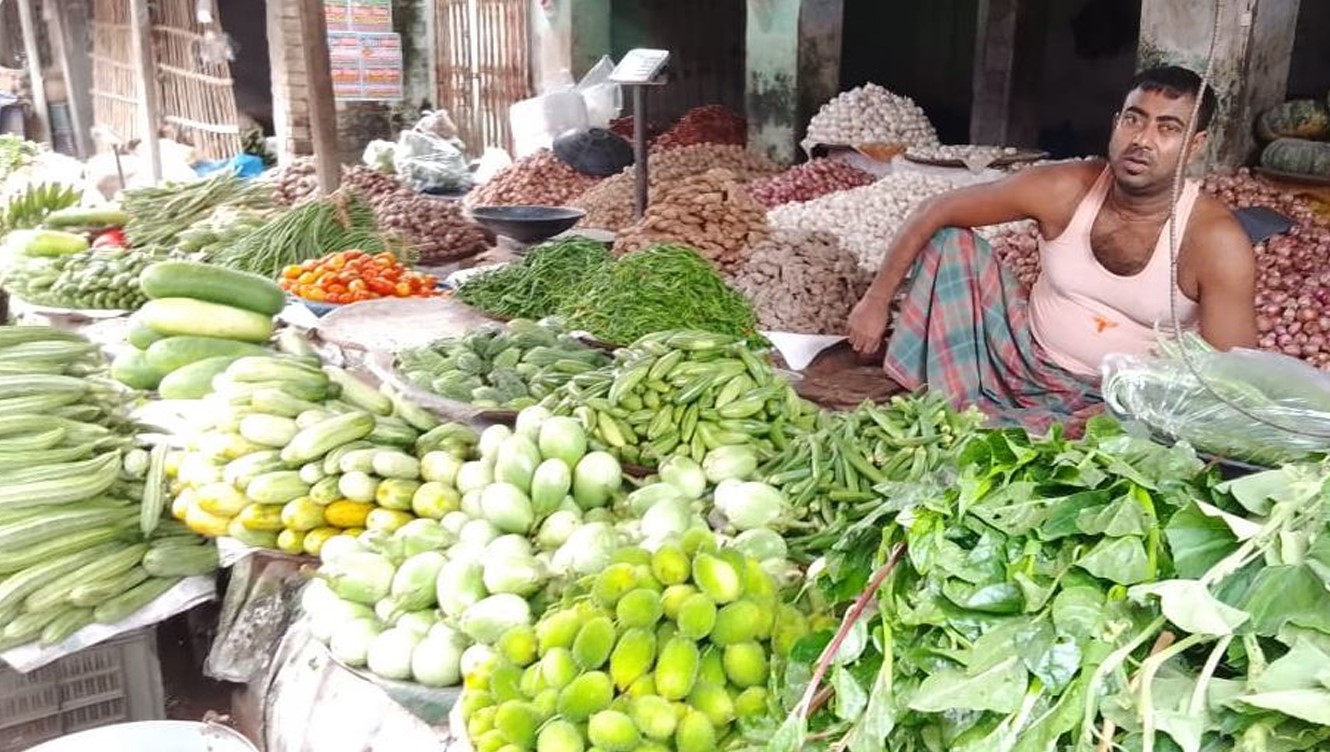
415,109,460,140
509,91,589,158
363,139,397,172
1102,341,1330,467
473,147,513,186
393,130,472,193
576,56,622,127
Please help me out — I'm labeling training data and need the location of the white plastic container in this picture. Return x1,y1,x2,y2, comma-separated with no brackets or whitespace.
23,720,258,752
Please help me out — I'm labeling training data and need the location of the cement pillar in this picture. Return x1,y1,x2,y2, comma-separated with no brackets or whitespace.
746,0,802,164
796,0,843,151
970,0,1051,147
1138,0,1301,168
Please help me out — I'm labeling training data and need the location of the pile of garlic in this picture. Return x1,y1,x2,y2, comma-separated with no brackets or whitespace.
768,171,995,272
804,84,940,150
906,144,1020,162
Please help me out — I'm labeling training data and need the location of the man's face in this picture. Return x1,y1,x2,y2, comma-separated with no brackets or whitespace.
1107,87,1207,193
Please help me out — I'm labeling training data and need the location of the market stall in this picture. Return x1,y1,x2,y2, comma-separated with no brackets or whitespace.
1,77,1329,752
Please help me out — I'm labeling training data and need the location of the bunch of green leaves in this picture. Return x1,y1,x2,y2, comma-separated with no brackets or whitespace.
454,237,614,319
760,417,1330,752
555,243,763,347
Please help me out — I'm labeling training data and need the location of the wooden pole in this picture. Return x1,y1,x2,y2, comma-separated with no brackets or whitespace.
128,0,162,182
15,0,50,145
47,1,94,158
299,0,342,195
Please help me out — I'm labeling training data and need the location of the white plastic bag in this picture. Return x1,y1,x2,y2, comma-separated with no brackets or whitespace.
509,91,589,158
362,139,397,172
575,56,622,128
393,130,472,193
473,147,513,185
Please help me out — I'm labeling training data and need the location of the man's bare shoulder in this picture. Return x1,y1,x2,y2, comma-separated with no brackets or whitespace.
1187,193,1255,274
1190,194,1252,248
1007,159,1104,192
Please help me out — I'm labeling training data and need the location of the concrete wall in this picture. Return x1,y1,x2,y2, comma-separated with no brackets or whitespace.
1138,0,1300,168
1031,0,1139,158
268,0,312,160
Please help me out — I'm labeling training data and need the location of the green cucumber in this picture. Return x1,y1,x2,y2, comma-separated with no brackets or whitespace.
110,349,164,390
140,260,287,316
145,336,269,374
137,298,274,344
127,321,169,350
158,355,246,400
43,206,129,230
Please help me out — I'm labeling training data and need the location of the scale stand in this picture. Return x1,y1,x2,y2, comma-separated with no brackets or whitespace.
610,49,671,220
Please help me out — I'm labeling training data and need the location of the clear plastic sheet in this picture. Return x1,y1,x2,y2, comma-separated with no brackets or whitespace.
1102,346,1330,467
393,131,472,194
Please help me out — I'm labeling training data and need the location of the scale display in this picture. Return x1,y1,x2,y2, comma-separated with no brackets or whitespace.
609,49,671,85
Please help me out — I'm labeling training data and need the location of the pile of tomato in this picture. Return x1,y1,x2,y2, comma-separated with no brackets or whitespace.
279,250,444,305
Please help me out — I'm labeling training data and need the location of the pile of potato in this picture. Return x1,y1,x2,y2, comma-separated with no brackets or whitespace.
574,145,779,231
463,150,603,208
613,169,769,276
728,230,869,335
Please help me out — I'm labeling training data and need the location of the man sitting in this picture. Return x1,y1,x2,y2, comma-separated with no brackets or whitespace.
847,65,1257,433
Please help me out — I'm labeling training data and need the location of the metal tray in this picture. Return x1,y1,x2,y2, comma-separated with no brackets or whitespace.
904,148,1049,168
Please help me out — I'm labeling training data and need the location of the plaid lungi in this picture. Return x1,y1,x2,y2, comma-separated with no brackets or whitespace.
883,228,1103,435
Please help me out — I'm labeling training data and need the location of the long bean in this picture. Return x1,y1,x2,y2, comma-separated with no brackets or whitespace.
123,174,272,248
208,193,404,277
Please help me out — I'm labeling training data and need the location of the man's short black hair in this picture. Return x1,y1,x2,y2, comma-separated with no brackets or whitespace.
1128,65,1218,131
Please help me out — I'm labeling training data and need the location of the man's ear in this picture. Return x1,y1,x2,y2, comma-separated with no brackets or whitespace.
1187,130,1209,160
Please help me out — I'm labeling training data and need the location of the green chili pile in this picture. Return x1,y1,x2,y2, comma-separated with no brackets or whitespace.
454,237,614,319
556,244,762,346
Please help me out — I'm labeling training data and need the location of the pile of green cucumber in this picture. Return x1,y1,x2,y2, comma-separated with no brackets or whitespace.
111,260,291,395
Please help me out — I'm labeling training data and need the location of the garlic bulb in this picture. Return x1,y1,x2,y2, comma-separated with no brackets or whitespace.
804,84,940,149
768,171,1025,272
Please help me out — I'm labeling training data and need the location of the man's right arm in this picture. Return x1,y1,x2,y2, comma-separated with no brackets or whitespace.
846,163,1092,353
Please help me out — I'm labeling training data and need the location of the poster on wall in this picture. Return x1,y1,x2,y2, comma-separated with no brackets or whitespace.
325,0,393,33
328,31,404,101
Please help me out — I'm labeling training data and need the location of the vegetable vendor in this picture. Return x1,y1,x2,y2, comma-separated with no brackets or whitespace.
848,66,1257,433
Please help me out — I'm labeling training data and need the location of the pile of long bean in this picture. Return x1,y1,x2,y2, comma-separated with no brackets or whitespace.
122,174,273,249
454,238,614,319
762,393,984,559
207,193,404,277
555,244,761,346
